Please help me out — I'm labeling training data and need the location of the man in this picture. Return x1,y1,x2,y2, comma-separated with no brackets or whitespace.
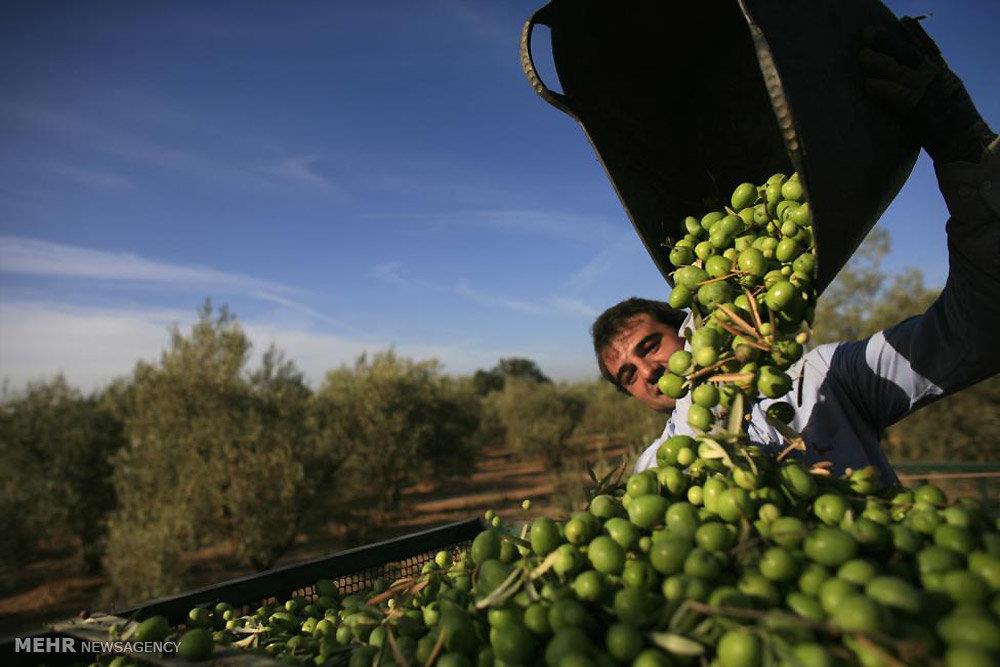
592,23,999,483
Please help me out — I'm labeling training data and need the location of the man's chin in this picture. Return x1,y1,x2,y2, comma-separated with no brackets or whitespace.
645,394,676,413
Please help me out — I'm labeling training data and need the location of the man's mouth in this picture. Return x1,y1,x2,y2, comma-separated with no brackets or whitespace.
650,367,665,395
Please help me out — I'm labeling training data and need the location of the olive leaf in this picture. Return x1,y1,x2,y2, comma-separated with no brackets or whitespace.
765,411,808,459
726,391,745,436
691,618,716,640
765,633,796,666
649,631,706,656
696,438,733,468
385,627,411,667
474,567,525,609
118,620,138,641
424,627,447,667
690,305,705,329
739,448,759,477
588,456,628,500
525,578,542,602
500,533,531,550
762,642,777,667
851,465,877,480
232,633,261,649
668,601,699,634
528,550,562,579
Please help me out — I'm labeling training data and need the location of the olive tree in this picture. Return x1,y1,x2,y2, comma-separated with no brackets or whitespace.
0,376,124,584
314,350,481,514
487,377,585,469
472,357,551,395
568,379,667,458
103,302,334,604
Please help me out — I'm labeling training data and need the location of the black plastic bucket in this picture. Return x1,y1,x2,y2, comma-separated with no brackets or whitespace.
520,0,920,293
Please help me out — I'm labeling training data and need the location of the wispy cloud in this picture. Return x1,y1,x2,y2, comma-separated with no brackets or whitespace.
564,232,637,289
371,261,409,288
0,235,355,329
260,154,348,200
245,290,357,332
566,249,615,291
371,260,597,320
547,297,597,318
0,184,50,207
410,209,624,245
43,161,133,191
436,0,511,44
0,235,291,293
473,210,622,244
455,282,597,319
101,90,197,127
356,157,510,206
2,102,273,191
454,280,544,315
2,102,350,198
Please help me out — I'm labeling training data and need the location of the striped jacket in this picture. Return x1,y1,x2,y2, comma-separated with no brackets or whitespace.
635,138,1000,485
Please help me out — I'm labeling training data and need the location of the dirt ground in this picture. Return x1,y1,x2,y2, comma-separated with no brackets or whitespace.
0,440,627,638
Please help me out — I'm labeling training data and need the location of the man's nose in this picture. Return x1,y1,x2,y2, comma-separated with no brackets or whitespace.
636,357,662,383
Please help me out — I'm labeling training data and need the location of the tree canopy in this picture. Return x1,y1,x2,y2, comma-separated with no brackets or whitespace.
472,357,551,395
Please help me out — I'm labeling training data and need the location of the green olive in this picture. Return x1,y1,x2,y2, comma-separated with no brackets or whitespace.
705,255,733,278
684,215,702,235
731,182,758,210
668,284,693,308
669,246,695,267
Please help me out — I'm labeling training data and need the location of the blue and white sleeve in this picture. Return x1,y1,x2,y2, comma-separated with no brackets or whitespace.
826,138,1000,433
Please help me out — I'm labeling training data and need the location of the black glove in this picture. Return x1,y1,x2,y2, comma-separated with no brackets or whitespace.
859,18,994,164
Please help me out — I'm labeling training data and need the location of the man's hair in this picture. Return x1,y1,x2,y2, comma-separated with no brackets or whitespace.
591,297,687,392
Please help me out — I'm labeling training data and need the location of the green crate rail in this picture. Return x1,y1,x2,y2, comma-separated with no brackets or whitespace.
115,517,484,625
895,462,1000,515
894,462,1000,478
1,517,485,666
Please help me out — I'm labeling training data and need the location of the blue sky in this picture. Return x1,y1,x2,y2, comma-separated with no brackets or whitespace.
1,0,997,391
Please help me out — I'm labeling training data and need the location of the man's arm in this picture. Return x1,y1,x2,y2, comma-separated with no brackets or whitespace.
826,150,999,433
828,22,999,432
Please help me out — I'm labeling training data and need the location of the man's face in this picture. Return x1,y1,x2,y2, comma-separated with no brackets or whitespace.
600,313,685,412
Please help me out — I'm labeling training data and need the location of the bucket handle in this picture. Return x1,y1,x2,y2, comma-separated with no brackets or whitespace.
520,6,573,116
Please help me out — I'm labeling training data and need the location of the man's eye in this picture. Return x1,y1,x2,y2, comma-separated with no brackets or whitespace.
640,337,661,356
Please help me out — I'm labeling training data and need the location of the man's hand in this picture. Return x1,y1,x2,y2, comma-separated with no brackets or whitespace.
859,18,994,164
